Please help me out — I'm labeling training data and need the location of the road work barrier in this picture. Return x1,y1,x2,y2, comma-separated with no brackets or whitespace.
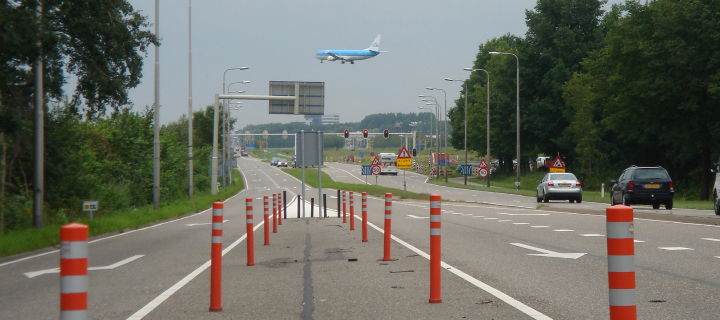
342,191,347,223
264,196,270,245
350,191,355,230
429,194,442,303
60,223,88,320
246,198,255,266
607,205,636,319
362,192,368,242
209,202,223,312
272,194,278,233
383,193,392,261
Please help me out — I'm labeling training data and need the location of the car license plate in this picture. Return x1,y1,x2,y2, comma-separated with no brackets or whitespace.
645,184,660,189
559,183,571,187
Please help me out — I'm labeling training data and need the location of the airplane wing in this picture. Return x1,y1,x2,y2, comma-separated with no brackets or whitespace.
325,51,346,60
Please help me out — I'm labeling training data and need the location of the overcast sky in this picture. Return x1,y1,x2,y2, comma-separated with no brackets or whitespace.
123,0,621,129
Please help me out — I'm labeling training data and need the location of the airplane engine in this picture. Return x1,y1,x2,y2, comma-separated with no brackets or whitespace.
327,56,335,61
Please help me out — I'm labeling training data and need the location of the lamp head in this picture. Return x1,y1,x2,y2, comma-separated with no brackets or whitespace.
426,87,433,90
240,67,249,70
444,78,453,81
489,52,501,55
463,68,473,71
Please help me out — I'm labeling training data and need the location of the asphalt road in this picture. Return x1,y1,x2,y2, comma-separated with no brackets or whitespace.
2,156,720,319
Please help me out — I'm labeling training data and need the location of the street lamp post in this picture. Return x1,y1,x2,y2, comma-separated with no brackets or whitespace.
489,51,520,188
418,106,435,175
215,67,249,194
461,68,491,187
224,81,249,190
444,78,468,185
419,95,440,180
427,87,448,182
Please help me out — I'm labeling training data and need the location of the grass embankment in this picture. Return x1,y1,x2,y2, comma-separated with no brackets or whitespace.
281,168,430,201
0,174,245,259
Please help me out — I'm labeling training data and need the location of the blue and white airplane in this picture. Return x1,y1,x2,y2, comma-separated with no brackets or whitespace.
315,35,383,64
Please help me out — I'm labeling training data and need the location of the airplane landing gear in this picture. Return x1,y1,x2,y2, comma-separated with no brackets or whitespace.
350,61,354,64
341,61,345,64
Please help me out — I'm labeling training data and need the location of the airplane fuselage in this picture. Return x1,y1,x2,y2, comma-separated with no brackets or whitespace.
315,50,380,63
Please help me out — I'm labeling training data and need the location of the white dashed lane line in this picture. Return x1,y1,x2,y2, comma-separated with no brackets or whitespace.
659,247,694,251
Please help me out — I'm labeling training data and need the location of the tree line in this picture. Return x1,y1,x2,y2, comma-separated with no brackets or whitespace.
448,0,720,199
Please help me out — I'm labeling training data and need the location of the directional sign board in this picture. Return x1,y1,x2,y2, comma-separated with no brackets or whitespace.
549,156,566,173
459,164,473,176
372,165,382,175
269,81,325,115
397,146,412,169
83,201,98,212
478,159,489,178
362,165,372,175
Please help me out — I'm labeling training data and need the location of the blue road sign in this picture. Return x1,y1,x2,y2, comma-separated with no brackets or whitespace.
247,144,255,148
359,152,364,158
459,164,473,176
361,165,372,175
439,159,447,166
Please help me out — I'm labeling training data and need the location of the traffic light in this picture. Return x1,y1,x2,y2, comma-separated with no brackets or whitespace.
383,129,389,139
412,148,417,157
363,129,368,138
344,129,349,139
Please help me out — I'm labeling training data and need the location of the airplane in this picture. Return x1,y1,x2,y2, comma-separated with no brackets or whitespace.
315,35,383,64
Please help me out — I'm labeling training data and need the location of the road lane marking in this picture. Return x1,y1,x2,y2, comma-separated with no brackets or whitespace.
510,243,586,259
702,238,720,242
513,223,530,225
553,229,574,232
580,234,604,237
634,240,645,243
498,220,512,222
25,255,145,278
186,220,228,227
484,218,498,220
531,226,549,228
497,212,550,216
407,215,429,219
658,247,694,251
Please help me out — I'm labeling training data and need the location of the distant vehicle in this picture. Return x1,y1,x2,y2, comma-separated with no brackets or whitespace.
241,150,249,157
536,156,551,167
270,157,281,166
378,153,399,175
712,158,720,215
315,35,384,64
610,166,674,209
536,172,583,203
278,159,288,167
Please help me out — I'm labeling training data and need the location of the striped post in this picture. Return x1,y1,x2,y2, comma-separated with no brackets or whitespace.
429,194,442,303
272,194,278,234
264,196,270,245
349,191,355,230
342,191,347,223
362,192,368,242
60,223,88,320
607,205,636,319
209,202,223,312
383,193,392,261
246,198,255,266
278,193,283,225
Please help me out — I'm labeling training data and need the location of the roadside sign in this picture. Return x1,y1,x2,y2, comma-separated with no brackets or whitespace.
263,130,269,139
478,159,489,178
83,201,98,211
397,146,412,169
549,156,566,173
359,151,364,158
372,165,382,175
361,165,372,175
459,164,473,176
371,156,381,166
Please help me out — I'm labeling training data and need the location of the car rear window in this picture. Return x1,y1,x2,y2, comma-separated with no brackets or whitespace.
550,173,576,180
634,169,670,179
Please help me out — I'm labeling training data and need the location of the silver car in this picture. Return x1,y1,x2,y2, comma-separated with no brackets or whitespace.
536,173,582,203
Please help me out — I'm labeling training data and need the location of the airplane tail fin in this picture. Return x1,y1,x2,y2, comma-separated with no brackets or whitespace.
366,35,381,52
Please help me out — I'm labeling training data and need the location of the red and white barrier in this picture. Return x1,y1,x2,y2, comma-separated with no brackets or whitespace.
246,198,255,266
209,202,223,312
383,193,392,261
278,193,283,225
60,223,88,320
362,192,368,242
342,191,347,223
429,194,442,303
272,194,278,233
264,195,270,246
607,205,636,319
350,191,355,231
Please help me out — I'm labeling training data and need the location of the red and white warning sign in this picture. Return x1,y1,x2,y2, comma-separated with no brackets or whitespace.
371,156,381,166
478,159,489,178
549,156,566,173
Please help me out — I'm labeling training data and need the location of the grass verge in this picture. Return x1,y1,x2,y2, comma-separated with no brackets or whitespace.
0,173,245,259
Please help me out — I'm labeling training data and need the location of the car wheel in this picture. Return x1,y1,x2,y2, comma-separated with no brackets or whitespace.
543,191,549,203
665,200,673,210
714,193,720,215
610,192,616,205
652,203,660,210
622,193,630,206
577,197,582,204
536,191,542,203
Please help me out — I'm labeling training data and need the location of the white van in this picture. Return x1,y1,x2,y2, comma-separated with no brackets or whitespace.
378,153,399,175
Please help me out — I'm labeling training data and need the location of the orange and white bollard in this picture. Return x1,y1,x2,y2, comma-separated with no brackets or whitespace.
209,202,223,312
383,193,392,261
272,194,278,233
60,223,88,320
607,205,636,319
278,193,283,225
246,198,255,266
264,196,270,245
350,191,355,230
362,192,368,242
429,194,442,303
342,191,347,223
